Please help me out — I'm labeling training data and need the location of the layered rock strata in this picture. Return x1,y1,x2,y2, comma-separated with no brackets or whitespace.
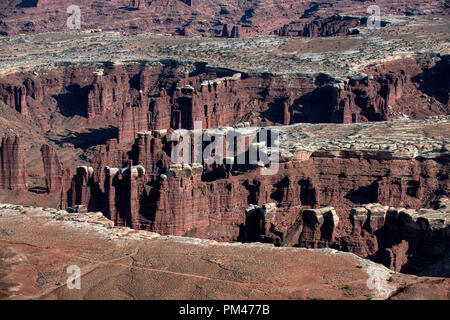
0,136,27,190
0,56,447,141
278,15,365,37
64,117,450,273
40,144,71,207
338,200,450,274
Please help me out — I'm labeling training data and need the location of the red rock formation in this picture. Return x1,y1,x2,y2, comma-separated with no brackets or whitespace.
0,1,449,284
0,58,447,244
0,83,28,115
40,144,71,207
219,24,240,38
0,136,27,190
0,57,447,135
70,166,94,207
0,59,447,276
70,133,449,236
278,15,363,37
330,71,408,123
298,207,340,248
8,203,447,300
113,71,318,141
118,100,151,143
128,0,145,10
135,130,172,178
89,139,130,172
336,200,450,274
329,56,450,123
41,144,63,192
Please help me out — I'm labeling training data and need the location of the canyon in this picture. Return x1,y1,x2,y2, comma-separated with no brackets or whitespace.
63,117,450,275
0,1,449,300
0,52,448,275
0,61,448,273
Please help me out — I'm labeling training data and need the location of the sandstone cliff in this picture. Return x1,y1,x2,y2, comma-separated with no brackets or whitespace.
1,57,447,138
65,117,450,274
40,144,71,208
278,15,364,37
0,136,27,190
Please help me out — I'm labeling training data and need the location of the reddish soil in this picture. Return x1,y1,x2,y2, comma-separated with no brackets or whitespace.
0,206,448,300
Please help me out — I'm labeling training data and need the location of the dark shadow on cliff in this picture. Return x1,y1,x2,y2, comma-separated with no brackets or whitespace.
345,181,379,204
28,186,48,194
301,2,320,18
411,55,450,105
138,182,160,224
298,178,317,206
243,179,260,205
49,126,118,150
270,177,290,203
53,84,92,117
260,97,288,125
129,73,141,91
17,0,38,8
368,225,450,277
362,197,450,277
237,211,263,243
258,86,336,125
201,166,227,182
119,6,140,11
88,182,107,214
290,87,335,124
